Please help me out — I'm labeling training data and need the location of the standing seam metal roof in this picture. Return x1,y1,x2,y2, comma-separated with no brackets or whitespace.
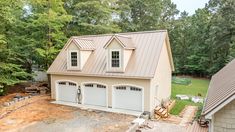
47,30,173,79
203,59,235,115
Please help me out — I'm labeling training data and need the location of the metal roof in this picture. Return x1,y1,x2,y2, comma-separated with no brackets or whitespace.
68,37,95,51
104,34,135,49
47,30,174,79
203,59,235,116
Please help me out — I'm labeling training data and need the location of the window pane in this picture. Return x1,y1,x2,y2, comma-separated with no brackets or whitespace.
71,52,77,66
111,51,120,67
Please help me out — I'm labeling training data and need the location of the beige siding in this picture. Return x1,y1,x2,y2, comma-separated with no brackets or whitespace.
123,49,133,70
213,99,235,132
150,40,172,111
50,75,152,111
80,50,92,69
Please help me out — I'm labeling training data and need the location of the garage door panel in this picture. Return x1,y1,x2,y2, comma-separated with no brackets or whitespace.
83,84,107,107
113,86,143,111
57,82,78,103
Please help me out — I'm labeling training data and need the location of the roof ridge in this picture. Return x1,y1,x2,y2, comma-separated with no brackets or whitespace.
71,30,167,38
72,37,93,41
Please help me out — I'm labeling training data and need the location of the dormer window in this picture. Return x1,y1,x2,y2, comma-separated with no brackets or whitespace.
111,50,120,68
71,51,78,67
65,38,95,70
68,50,80,70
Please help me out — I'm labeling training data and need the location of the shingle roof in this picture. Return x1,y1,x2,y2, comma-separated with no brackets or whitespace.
203,59,235,116
47,30,174,79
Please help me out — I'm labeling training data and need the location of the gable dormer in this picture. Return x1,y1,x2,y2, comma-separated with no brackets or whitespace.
65,37,95,70
104,34,135,72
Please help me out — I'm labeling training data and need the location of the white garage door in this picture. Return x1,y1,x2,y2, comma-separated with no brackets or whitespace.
83,83,107,107
57,81,78,103
113,86,143,111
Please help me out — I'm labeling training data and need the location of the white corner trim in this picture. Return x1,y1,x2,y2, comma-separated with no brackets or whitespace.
111,84,145,112
205,94,235,119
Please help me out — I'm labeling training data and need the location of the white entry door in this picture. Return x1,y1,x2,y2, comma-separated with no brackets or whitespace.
113,86,143,111
57,81,78,103
83,83,107,107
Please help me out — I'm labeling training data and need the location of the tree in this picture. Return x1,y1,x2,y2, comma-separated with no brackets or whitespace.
0,0,31,95
64,0,120,36
22,0,72,69
205,0,235,75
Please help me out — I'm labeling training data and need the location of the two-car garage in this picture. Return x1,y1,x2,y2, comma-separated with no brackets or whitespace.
56,81,143,112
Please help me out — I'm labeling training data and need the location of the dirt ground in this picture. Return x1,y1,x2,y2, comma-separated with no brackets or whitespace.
0,94,135,132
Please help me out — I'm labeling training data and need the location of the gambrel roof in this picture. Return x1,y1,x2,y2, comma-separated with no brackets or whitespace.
47,30,174,79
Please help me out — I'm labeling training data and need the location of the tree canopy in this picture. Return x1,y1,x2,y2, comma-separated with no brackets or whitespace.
0,0,234,94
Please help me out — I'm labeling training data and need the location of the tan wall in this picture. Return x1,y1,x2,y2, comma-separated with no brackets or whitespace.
213,99,235,132
123,49,133,70
80,50,92,69
150,40,172,111
50,75,152,111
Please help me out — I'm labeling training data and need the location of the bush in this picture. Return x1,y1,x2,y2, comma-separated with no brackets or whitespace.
0,85,4,96
172,76,191,85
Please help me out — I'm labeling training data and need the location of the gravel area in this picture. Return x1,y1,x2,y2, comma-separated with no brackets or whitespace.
0,95,135,132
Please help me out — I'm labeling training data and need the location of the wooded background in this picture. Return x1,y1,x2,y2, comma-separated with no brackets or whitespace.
0,0,234,92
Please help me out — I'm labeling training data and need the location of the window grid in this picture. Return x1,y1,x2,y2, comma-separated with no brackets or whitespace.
85,84,93,87
71,52,78,66
130,87,142,91
69,82,76,86
97,84,106,88
111,51,120,67
116,86,126,90
58,82,66,85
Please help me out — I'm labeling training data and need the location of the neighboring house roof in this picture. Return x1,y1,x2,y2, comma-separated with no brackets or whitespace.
47,30,174,79
203,59,235,117
65,37,95,51
103,34,135,49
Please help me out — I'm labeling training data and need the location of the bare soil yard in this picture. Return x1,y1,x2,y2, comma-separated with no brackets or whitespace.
0,94,135,132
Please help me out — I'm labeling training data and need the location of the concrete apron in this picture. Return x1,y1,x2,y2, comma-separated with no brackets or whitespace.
51,101,142,117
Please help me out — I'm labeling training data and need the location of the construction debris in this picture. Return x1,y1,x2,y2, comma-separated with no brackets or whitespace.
154,100,175,120
132,118,145,125
25,82,48,94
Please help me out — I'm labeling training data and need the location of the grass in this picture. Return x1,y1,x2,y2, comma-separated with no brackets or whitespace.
170,77,210,115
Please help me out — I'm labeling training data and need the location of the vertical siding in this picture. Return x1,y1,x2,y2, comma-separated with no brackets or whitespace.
213,99,235,132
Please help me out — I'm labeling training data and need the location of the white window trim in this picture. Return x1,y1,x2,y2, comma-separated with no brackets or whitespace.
68,50,80,70
109,49,122,69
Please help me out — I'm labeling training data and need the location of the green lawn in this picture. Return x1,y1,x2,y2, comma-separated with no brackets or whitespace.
170,77,210,115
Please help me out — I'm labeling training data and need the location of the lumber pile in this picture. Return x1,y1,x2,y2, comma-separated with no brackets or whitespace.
154,106,169,118
154,100,176,119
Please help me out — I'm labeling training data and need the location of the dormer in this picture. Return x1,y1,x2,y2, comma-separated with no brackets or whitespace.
65,37,95,70
104,34,135,72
